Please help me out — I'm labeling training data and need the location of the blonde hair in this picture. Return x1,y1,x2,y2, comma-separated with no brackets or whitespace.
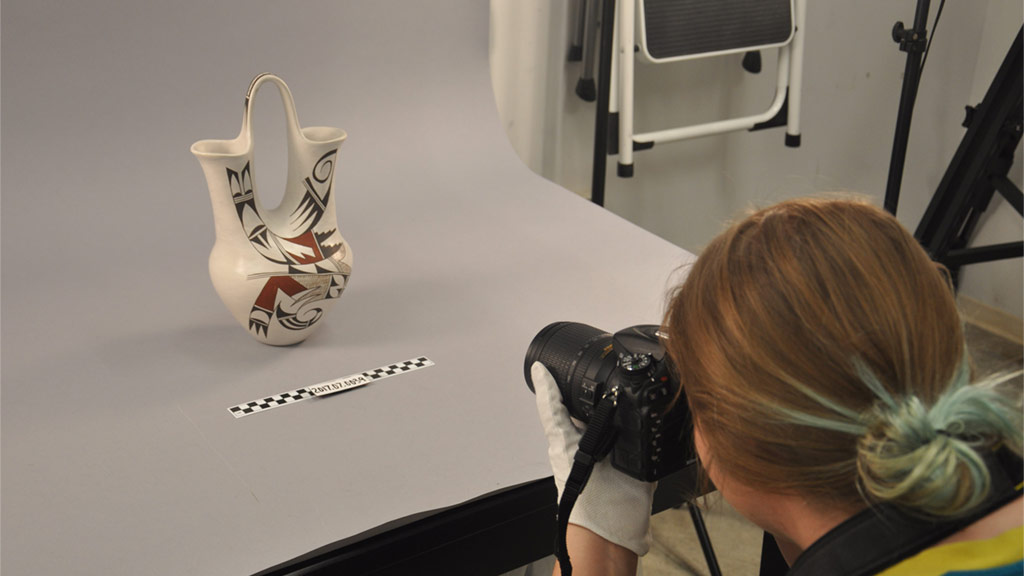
663,197,1022,517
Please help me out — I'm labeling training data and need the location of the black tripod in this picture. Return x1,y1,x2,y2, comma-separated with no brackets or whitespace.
914,26,1023,284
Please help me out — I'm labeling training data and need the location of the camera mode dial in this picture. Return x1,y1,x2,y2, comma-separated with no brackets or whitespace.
618,352,652,373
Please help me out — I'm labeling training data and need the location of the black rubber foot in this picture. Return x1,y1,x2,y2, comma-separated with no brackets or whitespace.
568,45,583,62
742,51,762,74
618,163,634,178
576,78,596,102
785,133,801,148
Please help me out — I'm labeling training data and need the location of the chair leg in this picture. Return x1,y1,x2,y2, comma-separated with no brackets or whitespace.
568,0,585,61
617,0,634,176
786,0,807,147
576,0,600,101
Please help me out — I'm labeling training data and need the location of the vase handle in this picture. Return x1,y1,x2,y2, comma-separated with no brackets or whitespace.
240,73,304,147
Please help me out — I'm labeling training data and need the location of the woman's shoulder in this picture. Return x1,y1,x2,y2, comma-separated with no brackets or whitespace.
940,496,1024,547
877,513,1023,576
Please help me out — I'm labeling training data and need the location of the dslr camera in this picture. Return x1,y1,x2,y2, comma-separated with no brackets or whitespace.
525,322,694,482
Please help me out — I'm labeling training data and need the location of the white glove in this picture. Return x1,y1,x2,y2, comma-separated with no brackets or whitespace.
532,361,656,556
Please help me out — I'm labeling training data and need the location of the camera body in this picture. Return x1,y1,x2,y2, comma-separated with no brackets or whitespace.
525,322,694,482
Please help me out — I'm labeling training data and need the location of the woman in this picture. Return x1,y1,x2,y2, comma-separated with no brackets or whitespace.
532,198,1023,575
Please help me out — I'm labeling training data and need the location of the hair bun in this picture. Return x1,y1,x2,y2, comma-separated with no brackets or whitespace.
855,375,1022,517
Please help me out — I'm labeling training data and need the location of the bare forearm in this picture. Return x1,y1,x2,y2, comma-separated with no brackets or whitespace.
552,524,639,576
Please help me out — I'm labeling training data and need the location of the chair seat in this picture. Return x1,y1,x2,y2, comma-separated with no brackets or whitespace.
640,0,793,61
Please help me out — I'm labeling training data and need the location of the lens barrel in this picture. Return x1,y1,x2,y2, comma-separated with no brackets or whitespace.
524,321,617,422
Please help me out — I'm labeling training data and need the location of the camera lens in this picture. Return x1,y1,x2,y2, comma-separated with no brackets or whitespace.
524,322,618,422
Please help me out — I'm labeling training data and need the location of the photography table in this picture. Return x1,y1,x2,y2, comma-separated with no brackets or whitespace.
1,1,695,574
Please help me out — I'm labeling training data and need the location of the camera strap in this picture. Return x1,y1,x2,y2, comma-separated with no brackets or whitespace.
787,447,1023,576
555,387,620,576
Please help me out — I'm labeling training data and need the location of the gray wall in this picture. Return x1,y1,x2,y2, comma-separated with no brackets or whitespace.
492,0,1023,318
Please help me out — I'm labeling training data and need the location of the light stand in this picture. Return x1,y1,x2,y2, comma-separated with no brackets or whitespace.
884,0,932,215
914,27,1023,285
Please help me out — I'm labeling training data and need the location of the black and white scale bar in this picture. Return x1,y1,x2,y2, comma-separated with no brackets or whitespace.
228,357,434,419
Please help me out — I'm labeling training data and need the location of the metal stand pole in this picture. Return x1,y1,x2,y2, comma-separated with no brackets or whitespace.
590,0,616,206
883,0,931,215
687,503,723,576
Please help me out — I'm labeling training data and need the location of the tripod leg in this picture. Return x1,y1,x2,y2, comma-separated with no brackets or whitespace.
687,502,723,576
914,28,1023,268
992,174,1024,215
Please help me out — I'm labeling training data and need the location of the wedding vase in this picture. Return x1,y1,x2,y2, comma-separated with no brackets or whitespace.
191,74,352,346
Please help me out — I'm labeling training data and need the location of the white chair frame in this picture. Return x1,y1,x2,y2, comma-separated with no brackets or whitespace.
612,0,808,174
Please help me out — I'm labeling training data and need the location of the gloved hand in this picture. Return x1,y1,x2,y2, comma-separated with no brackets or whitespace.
532,361,657,556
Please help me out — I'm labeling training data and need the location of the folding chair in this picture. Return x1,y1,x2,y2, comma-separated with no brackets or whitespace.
613,0,807,176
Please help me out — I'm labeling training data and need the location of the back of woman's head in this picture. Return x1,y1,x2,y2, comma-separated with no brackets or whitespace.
663,197,1022,518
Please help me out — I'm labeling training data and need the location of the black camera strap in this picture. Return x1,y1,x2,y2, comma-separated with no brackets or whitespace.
787,447,1023,576
556,387,620,576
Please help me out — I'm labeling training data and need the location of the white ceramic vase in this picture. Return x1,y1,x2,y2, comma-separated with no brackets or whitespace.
191,74,351,346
